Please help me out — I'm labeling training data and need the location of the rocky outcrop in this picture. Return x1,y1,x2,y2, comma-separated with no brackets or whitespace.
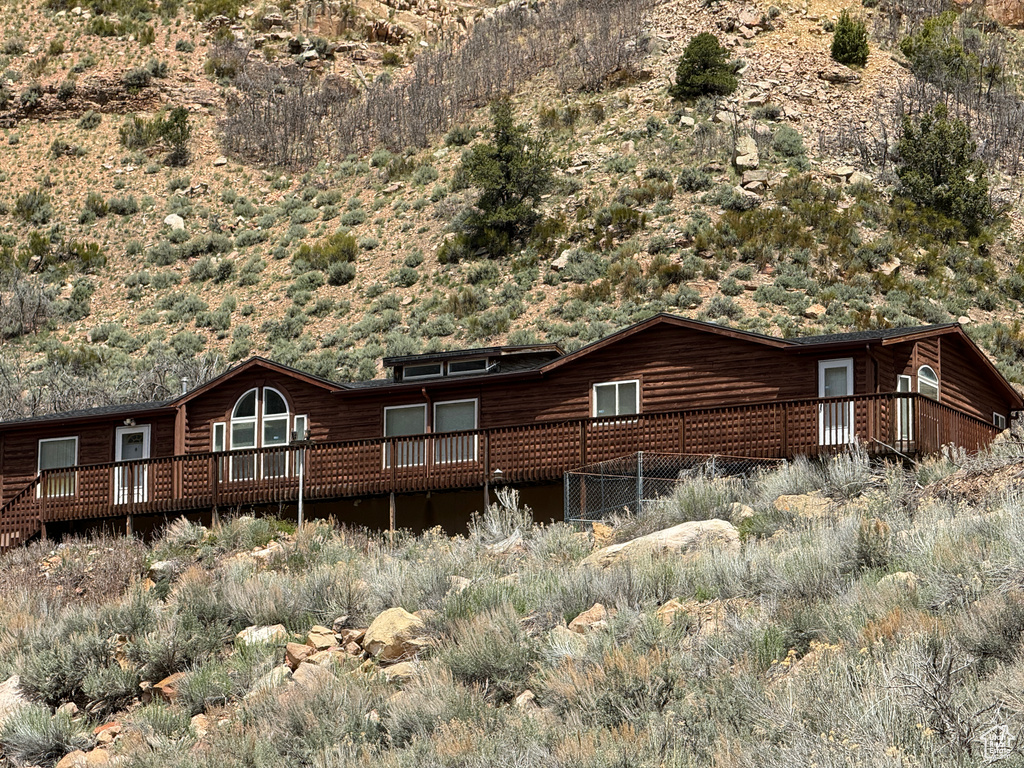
581,520,741,568
236,624,289,645
985,0,1024,27
362,607,429,662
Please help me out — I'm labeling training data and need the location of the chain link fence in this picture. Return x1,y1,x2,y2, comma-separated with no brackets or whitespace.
563,452,782,523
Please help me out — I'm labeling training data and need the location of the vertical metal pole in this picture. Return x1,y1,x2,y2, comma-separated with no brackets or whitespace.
389,491,396,546
636,451,643,517
298,445,305,529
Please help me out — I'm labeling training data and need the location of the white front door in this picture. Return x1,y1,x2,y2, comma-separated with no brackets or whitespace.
818,359,854,446
115,425,151,504
896,374,914,443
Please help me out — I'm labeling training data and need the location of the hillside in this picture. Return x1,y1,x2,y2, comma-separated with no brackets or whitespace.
2,446,1024,766
0,0,1024,414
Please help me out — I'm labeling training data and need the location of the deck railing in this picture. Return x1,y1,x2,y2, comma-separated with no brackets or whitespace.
0,392,1000,548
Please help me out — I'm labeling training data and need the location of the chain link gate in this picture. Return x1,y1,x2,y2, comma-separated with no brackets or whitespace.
563,452,782,523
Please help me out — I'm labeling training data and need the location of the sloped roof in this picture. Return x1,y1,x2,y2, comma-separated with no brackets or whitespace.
0,401,173,430
168,356,346,405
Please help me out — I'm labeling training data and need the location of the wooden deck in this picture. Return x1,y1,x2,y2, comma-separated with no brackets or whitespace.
0,392,999,550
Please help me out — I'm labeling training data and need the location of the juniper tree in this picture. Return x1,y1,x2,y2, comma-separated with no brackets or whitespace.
669,33,738,101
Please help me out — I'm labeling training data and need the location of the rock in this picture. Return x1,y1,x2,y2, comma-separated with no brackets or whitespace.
878,257,901,276
580,520,740,568
331,616,350,633
213,156,228,167
382,661,419,682
0,676,27,727
803,303,827,320
191,713,210,739
237,624,288,645
56,751,88,768
741,169,769,185
551,251,570,271
285,642,314,669
447,575,471,596
878,571,919,593
772,492,831,518
305,625,337,651
246,665,292,699
656,598,690,625
986,0,1024,27
733,135,759,170
307,649,347,666
515,689,539,710
728,502,756,524
679,115,695,127
362,608,428,662
154,672,186,703
339,627,367,646
547,624,586,656
162,215,185,231
958,315,972,325
292,661,338,688
85,748,111,765
57,702,79,718
829,166,856,180
93,721,120,746
569,602,616,633
591,521,615,547
714,110,733,124
622,139,635,155
147,559,179,581
848,170,872,186
818,64,861,84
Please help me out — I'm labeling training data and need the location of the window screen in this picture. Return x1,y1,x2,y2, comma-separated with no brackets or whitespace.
435,401,477,463
38,437,77,497
593,380,639,418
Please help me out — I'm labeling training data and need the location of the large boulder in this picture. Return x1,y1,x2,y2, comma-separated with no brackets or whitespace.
580,520,740,568
362,608,428,662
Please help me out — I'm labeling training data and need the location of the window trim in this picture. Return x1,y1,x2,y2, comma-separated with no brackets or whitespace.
817,358,854,446
592,379,641,420
37,436,79,498
896,374,914,442
918,365,939,401
994,412,1008,430
446,358,489,376
402,363,444,380
433,398,479,464
383,403,428,468
260,386,290,480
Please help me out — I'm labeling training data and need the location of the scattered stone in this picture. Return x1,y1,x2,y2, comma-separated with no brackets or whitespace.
591,521,615,547
447,575,471,595
679,115,695,127
741,169,769,185
362,608,428,662
286,642,314,669
246,665,292,699
93,721,120,746
733,135,759,170
305,625,337,651
714,110,733,124
0,676,27,727
57,702,79,718
656,598,690,625
85,748,110,766
147,559,179,581
56,751,88,768
154,672,186,703
622,139,635,155
958,315,972,325
878,257,901,276
551,251,570,271
818,64,861,84
292,661,338,688
515,689,539,710
803,303,827,320
581,520,741,567
213,156,228,167
236,624,288,645
339,627,367,646
848,170,873,186
772,492,831,519
569,602,616,633
307,649,347,666
382,661,419,683
191,713,210,739
162,215,185,233
728,502,756,524
331,616,350,633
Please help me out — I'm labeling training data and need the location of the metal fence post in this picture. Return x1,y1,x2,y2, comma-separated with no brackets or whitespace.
636,451,643,517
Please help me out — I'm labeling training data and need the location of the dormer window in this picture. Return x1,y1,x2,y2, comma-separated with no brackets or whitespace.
448,359,488,375
403,363,443,380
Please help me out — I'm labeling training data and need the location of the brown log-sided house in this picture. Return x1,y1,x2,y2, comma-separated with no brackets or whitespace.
0,313,1020,549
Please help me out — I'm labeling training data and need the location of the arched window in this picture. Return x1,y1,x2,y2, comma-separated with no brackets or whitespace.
918,365,939,400
222,387,298,481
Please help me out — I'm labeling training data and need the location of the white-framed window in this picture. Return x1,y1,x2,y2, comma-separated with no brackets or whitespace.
38,436,78,497
447,359,488,375
994,412,1008,430
403,363,443,380
293,414,309,474
434,399,478,463
227,387,295,481
897,374,914,442
384,404,427,467
918,365,939,400
262,387,290,479
212,422,226,481
593,380,640,418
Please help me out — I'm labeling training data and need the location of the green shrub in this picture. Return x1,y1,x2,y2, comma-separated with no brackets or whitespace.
14,189,52,224
830,10,869,67
0,704,92,767
899,10,980,86
895,103,990,236
296,231,358,272
669,33,738,101
123,66,152,91
108,195,139,215
438,605,537,702
772,125,805,158
677,166,713,192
